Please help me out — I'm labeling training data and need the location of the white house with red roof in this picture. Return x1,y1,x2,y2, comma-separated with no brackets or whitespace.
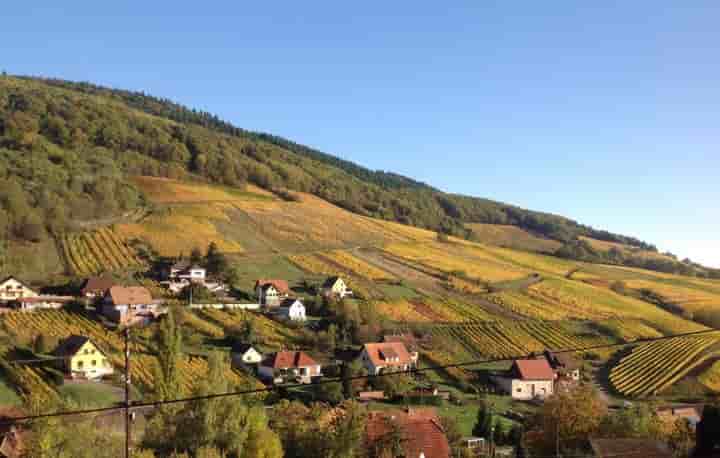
255,279,290,307
359,342,417,375
495,359,555,400
258,350,321,384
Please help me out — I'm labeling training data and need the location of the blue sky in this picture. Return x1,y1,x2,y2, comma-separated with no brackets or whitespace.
3,2,719,266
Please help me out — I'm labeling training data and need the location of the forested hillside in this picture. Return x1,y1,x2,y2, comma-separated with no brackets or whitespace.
0,74,717,278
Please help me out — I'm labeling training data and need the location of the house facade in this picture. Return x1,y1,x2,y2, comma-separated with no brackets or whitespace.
255,279,290,307
321,276,352,299
359,342,416,375
102,286,159,325
0,277,37,302
258,351,321,384
231,343,263,367
496,359,555,400
53,336,114,380
278,298,306,321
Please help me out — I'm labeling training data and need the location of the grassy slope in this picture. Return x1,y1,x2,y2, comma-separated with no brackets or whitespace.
466,223,563,254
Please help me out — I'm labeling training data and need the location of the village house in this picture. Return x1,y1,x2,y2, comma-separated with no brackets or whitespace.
359,342,417,375
365,408,451,458
277,298,306,321
0,276,73,311
255,279,290,307
495,359,555,400
0,277,37,303
53,335,114,380
231,343,263,367
81,275,117,299
320,276,352,299
258,350,321,384
102,286,160,325
162,261,226,295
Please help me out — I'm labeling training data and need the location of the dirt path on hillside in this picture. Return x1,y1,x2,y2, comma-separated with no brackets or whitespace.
353,247,523,320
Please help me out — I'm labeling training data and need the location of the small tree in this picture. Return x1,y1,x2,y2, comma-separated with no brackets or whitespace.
472,400,494,438
34,334,58,354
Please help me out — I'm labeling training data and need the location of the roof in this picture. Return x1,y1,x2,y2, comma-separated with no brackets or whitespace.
81,276,116,295
53,335,91,357
512,359,555,380
261,351,318,369
321,276,342,288
365,408,451,458
363,342,412,367
590,439,673,458
107,286,153,305
255,279,290,294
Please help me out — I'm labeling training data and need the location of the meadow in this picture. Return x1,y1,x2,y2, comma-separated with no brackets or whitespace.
466,223,562,253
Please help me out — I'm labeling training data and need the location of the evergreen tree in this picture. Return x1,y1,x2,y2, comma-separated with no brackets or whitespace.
472,401,494,438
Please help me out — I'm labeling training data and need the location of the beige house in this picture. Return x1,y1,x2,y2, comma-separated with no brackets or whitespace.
320,276,352,299
255,279,290,307
359,342,417,375
0,277,37,302
102,286,160,325
496,359,555,400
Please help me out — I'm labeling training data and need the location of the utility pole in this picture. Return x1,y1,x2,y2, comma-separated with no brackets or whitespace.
124,328,132,458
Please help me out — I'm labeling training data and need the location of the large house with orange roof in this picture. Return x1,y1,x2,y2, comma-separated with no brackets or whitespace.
359,342,417,375
496,358,555,400
258,350,322,384
365,407,451,458
255,279,290,307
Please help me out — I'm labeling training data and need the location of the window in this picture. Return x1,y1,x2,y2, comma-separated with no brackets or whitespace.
92,360,97,366
516,388,522,393
77,361,84,368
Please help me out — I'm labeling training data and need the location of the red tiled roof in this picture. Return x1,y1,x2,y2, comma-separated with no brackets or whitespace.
262,351,318,369
590,438,673,458
255,279,290,294
108,286,153,306
81,276,116,295
366,408,451,458
513,359,555,380
363,342,412,367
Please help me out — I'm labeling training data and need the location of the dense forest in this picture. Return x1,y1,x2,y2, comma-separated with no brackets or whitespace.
1,74,717,278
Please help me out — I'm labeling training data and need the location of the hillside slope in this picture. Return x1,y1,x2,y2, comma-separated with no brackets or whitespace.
0,74,717,278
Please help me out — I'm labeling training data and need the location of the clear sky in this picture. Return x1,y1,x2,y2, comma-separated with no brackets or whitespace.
3,2,719,266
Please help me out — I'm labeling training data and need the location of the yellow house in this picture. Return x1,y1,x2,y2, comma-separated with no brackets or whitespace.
54,336,114,380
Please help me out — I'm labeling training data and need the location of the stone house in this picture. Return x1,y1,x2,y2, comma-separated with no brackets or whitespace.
495,359,555,400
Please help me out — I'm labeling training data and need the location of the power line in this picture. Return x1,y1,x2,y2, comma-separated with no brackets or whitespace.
1,326,717,426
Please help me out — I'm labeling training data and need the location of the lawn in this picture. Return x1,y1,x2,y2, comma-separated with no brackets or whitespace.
0,379,22,407
59,382,122,408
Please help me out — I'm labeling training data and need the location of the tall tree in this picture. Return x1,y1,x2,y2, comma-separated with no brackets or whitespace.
472,400,494,439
